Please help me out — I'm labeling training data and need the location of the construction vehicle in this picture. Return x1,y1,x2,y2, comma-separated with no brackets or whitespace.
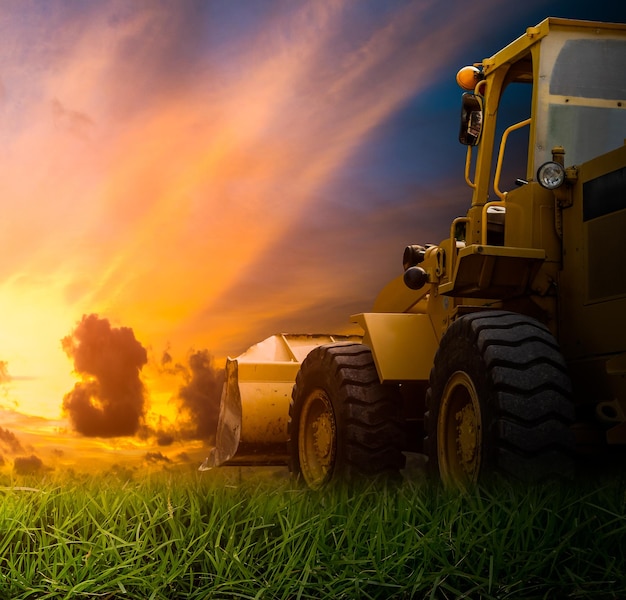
208,17,626,489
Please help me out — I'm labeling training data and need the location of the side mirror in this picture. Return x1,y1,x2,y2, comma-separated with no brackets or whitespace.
459,92,483,146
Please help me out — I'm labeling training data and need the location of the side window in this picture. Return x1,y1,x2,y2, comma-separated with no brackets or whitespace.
492,80,532,195
546,38,626,166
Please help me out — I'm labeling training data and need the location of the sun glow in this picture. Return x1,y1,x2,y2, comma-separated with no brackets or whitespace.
0,276,77,419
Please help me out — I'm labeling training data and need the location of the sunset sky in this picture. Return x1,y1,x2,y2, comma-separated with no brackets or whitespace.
0,0,623,473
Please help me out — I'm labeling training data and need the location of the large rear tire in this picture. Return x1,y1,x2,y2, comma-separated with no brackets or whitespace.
288,343,405,489
425,310,575,487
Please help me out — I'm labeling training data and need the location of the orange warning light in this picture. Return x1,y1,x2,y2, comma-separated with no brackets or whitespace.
456,66,481,91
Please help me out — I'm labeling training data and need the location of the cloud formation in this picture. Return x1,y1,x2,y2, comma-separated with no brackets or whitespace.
150,348,224,446
13,454,45,475
176,349,224,442
0,426,24,454
62,314,148,437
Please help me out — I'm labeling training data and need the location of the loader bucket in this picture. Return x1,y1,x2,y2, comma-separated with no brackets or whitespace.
205,333,361,468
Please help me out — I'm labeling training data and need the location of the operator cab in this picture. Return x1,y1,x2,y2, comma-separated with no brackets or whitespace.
457,21,626,209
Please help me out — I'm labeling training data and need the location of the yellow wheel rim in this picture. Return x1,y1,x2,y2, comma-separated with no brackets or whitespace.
298,389,336,489
437,371,482,488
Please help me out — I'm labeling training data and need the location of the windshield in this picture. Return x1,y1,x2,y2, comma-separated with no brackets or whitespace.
534,33,626,172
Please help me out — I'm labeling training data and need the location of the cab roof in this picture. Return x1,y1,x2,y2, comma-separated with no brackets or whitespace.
481,17,626,76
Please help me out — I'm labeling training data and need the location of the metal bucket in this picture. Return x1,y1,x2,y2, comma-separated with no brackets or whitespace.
201,333,361,469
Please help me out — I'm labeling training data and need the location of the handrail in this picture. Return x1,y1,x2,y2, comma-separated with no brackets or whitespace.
464,145,476,189
493,118,531,200
449,216,469,280
481,201,507,246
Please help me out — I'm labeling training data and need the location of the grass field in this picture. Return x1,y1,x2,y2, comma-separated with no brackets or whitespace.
0,464,625,599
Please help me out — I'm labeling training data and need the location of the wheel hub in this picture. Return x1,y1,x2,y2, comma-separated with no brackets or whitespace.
313,412,333,462
456,403,478,467
299,389,336,488
438,371,482,487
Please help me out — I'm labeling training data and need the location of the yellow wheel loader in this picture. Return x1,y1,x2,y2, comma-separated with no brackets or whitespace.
209,17,626,489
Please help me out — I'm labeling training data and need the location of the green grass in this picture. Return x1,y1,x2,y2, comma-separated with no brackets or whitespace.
0,467,625,599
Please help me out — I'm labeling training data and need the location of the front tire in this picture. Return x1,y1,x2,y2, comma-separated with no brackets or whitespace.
425,310,575,487
288,343,405,489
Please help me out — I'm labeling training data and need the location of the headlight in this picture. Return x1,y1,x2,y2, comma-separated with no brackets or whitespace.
537,161,565,189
